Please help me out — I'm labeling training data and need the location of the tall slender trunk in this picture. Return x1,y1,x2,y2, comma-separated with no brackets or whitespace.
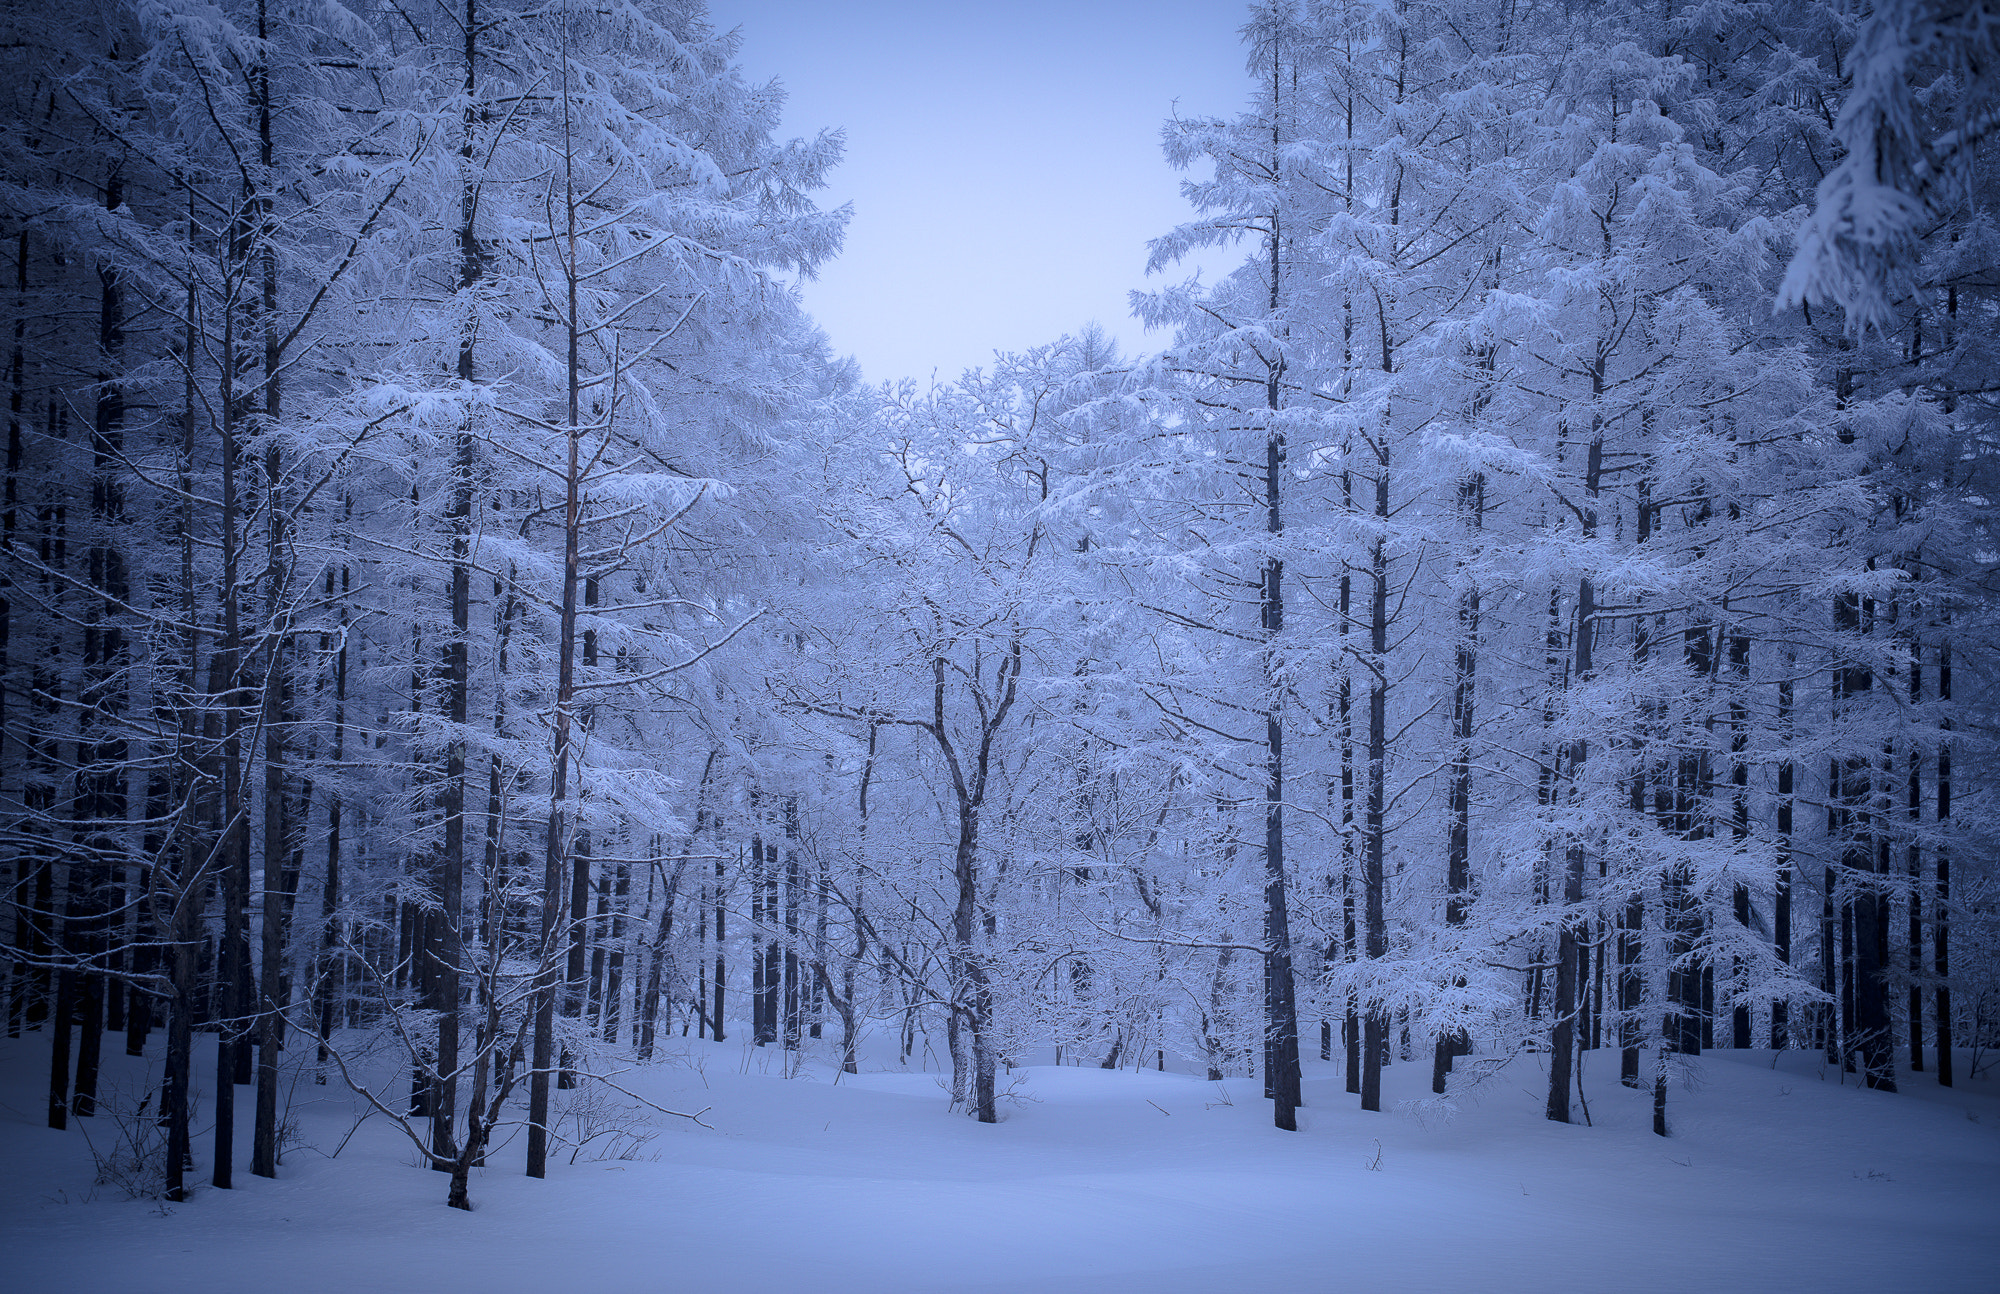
602,860,628,1042
565,574,598,1055
1935,639,1951,1085
1833,582,1893,1089
1359,436,1390,1115
34,324,73,1126
69,158,130,1121
932,643,1020,1125
1769,653,1793,1047
2,228,22,1039
1256,73,1301,1126
212,205,254,1187
1433,474,1481,1094
1548,364,1604,1121
1671,611,1713,1062
711,853,726,1042
315,567,347,1081
1259,412,1300,1128
251,125,290,1184
1728,619,1752,1051
431,217,476,1159
47,892,74,1130
1336,78,1361,1104
1620,528,1658,1090
840,726,876,1075
1547,446,1597,1122
810,822,829,1042
783,798,802,1051
751,828,774,1044
1907,632,1923,1071
162,254,203,1201
528,35,584,1176
248,0,296,1177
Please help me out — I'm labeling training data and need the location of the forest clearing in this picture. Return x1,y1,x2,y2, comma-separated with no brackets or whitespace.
5,1029,1995,1293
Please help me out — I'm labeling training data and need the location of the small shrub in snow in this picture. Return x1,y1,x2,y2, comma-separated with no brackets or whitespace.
77,1080,170,1201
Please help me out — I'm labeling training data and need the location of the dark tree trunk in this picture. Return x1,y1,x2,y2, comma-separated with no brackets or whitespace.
213,264,252,1189
2,227,21,1041
1549,432,1599,1124
162,898,197,1199
71,156,129,1118
435,0,479,1144
1433,474,1481,1093
162,261,204,1202
528,76,586,1174
636,867,674,1060
1773,668,1793,1049
588,866,609,1027
711,854,726,1043
1907,634,1923,1071
1935,639,1951,1086
783,800,802,1051
839,726,875,1075
71,856,102,1115
1359,457,1389,1115
926,640,1022,1125
1834,586,1894,1090
251,630,288,1179
1730,627,1752,1051
315,574,347,1083
1339,530,1359,1098
1821,863,1838,1061
47,963,73,1130
430,371,473,1165
602,861,628,1043
565,575,599,1063
752,831,775,1044
1620,497,1653,1089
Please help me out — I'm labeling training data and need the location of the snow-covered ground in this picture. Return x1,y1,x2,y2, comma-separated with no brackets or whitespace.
3,1030,1994,1293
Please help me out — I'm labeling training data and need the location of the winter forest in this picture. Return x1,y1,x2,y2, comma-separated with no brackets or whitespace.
2,0,1997,1289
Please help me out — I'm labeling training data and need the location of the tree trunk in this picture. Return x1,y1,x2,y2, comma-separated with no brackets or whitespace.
1773,666,1793,1049
1359,435,1390,1115
711,854,726,1043
1622,568,1649,1090
566,576,598,1061
1935,639,1952,1085
1907,632,1923,1071
528,57,586,1175
783,798,802,1052
1434,473,1482,1093
1730,625,1752,1052
163,260,204,1202
315,571,347,1084
1833,585,1894,1089
213,251,251,1188
2,227,21,1042
431,311,475,1162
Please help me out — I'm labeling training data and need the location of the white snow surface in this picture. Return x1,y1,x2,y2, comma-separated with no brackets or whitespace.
3,1032,1994,1293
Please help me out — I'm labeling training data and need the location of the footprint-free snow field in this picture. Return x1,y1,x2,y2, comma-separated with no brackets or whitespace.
3,1033,1994,1294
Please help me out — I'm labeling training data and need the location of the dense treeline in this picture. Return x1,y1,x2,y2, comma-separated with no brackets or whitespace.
2,0,1996,1211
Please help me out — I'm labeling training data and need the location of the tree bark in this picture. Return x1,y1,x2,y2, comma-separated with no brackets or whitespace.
1773,665,1793,1049
1935,639,1952,1085
528,50,585,1175
1434,473,1481,1093
1359,433,1390,1115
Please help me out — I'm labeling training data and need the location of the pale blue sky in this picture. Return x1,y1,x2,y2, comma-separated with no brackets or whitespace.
707,0,1251,383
